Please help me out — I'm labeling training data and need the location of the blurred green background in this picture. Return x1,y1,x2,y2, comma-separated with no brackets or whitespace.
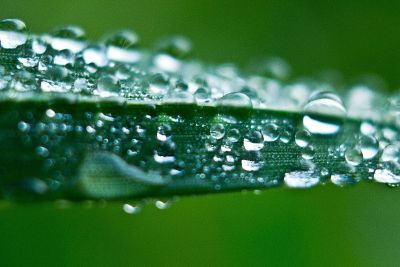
0,0,400,266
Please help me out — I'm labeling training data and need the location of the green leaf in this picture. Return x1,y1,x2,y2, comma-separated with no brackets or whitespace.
0,19,399,202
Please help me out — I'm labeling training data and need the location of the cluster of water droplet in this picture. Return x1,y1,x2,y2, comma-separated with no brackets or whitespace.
1,18,400,206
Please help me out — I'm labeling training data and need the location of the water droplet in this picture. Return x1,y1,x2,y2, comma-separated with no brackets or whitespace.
104,30,141,63
122,203,142,214
54,49,75,66
156,36,192,58
97,75,120,97
157,124,172,141
17,121,30,132
295,130,311,148
154,140,176,164
210,123,225,140
302,91,346,135
104,30,139,48
241,151,264,171
31,37,47,54
262,123,279,142
381,144,400,166
82,45,108,67
35,146,49,157
243,130,264,151
345,147,363,166
153,54,182,73
148,73,169,96
330,164,358,186
284,171,319,188
302,145,315,160
359,135,379,160
51,25,86,53
217,92,252,108
374,169,400,184
0,18,27,49
194,87,212,104
155,199,172,209
226,128,240,143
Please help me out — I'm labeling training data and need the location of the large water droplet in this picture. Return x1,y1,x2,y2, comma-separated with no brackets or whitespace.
359,134,379,160
345,147,363,166
0,18,28,49
156,36,192,58
104,30,141,63
148,73,169,96
374,169,400,184
82,45,108,67
284,171,319,188
51,25,86,53
210,123,225,140
243,130,264,151
295,130,311,148
302,91,346,135
96,75,120,97
262,123,280,142
241,151,264,171
217,92,252,108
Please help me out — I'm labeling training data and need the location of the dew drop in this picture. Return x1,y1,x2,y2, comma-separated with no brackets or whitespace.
226,128,240,143
359,134,379,160
262,123,279,142
156,36,192,58
302,145,315,160
374,169,400,184
243,130,264,151
157,124,172,142
51,25,86,53
241,151,264,171
0,18,28,49
155,199,172,210
295,129,311,148
210,123,225,140
381,144,400,167
345,147,363,166
148,73,169,96
104,30,141,63
217,92,252,108
82,45,108,67
302,91,346,135
284,171,319,188
122,203,142,214
97,75,120,97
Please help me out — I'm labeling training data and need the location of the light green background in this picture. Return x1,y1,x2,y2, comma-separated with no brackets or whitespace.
0,1,399,266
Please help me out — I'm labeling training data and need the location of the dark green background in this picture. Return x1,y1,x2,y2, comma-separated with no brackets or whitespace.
0,1,399,266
